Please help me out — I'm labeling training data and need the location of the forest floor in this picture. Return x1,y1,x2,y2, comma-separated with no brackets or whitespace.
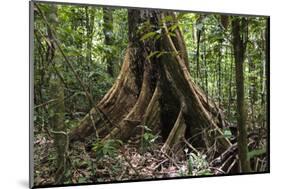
34,128,219,186
33,117,268,187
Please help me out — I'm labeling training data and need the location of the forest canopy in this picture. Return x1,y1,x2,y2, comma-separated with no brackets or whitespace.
32,2,269,187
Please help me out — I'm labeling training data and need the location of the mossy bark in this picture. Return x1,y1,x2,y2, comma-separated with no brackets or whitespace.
49,73,67,184
46,5,68,183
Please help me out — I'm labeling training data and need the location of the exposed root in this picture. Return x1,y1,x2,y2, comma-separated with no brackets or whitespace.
142,82,161,132
103,60,154,140
161,106,186,153
70,12,232,157
69,48,138,142
161,16,232,151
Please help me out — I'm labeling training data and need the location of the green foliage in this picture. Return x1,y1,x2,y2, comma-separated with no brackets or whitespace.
33,3,268,183
92,139,123,160
223,129,233,138
139,125,159,152
178,13,267,125
143,132,157,144
34,3,128,121
184,151,212,176
248,148,266,160
78,177,87,183
215,128,233,140
140,31,158,41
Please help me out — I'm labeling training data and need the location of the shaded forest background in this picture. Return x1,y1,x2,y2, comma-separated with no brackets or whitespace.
32,2,268,187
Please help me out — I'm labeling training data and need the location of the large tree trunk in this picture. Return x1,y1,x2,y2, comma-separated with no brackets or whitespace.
70,9,231,154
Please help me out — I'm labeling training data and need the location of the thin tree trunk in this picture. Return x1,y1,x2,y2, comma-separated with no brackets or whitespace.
264,18,269,126
103,8,114,77
85,7,95,65
262,18,269,129
232,17,251,172
49,73,67,184
44,5,68,183
218,39,222,105
196,17,202,80
227,46,234,120
248,55,256,127
202,26,209,106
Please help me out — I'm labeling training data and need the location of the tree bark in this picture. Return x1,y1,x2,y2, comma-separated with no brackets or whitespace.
195,16,202,80
70,9,231,154
44,4,68,184
232,17,251,172
103,8,114,77
262,18,269,130
85,7,95,65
